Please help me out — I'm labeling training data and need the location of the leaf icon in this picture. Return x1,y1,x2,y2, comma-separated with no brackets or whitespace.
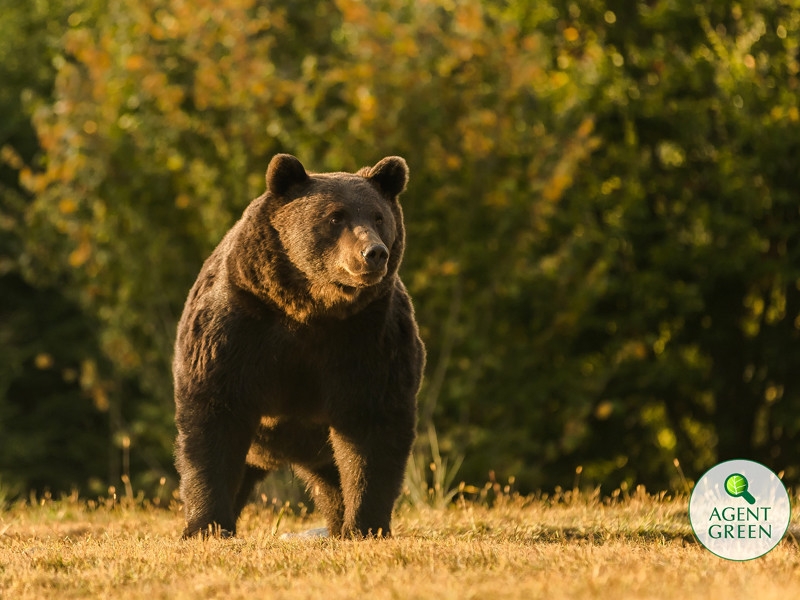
726,474,747,495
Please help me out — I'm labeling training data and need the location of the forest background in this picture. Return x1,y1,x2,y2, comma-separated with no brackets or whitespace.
1,0,799,502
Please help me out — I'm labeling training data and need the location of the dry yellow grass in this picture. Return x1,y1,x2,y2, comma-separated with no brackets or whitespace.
1,489,798,599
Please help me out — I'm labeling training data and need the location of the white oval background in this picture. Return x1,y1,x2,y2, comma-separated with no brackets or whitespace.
689,459,791,561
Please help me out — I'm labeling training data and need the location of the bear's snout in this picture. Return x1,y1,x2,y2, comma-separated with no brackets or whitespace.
361,243,389,271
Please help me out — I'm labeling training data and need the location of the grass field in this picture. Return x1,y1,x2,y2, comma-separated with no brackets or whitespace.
1,487,798,599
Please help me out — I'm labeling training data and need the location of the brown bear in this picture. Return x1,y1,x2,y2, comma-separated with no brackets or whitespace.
173,154,425,539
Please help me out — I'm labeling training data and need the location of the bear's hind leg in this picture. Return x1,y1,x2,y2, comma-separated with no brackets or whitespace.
294,463,345,537
232,465,269,522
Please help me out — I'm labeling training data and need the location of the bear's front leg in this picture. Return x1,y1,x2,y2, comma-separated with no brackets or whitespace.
175,412,255,538
329,413,415,538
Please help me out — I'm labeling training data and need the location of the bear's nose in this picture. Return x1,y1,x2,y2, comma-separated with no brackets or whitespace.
362,243,389,270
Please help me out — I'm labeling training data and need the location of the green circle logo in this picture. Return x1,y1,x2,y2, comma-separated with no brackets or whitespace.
689,459,791,561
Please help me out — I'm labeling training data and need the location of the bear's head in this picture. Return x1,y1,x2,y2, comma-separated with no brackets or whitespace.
230,154,409,321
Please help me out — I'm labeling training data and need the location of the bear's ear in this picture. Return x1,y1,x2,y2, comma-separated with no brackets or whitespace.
266,154,309,196
366,156,409,199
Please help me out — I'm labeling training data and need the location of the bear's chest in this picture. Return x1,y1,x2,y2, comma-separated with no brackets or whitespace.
239,311,389,418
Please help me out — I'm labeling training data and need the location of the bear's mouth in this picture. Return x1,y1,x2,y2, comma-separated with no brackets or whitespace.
341,268,385,289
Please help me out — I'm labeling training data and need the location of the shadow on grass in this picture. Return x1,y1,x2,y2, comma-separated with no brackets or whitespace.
531,525,697,544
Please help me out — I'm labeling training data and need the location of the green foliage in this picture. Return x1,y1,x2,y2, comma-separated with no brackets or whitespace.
404,424,465,509
0,275,108,494
3,0,800,498
0,0,120,496
531,0,800,489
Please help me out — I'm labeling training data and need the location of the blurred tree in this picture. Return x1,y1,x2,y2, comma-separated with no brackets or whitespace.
18,0,591,494
513,0,800,488
0,0,121,496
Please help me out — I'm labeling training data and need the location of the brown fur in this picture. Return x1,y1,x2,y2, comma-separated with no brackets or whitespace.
173,154,425,538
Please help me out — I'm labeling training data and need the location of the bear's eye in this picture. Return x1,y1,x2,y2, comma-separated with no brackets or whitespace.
375,215,384,226
329,211,345,225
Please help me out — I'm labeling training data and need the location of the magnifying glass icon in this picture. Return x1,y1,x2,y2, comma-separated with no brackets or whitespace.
724,473,756,505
